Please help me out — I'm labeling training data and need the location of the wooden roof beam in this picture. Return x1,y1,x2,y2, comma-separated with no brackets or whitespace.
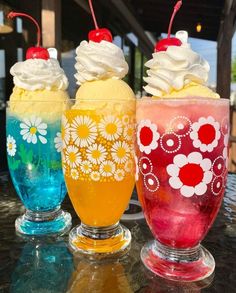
109,0,154,58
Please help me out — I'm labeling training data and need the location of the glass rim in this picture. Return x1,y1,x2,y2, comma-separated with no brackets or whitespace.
137,97,229,103
6,100,67,104
67,98,136,102
7,98,136,104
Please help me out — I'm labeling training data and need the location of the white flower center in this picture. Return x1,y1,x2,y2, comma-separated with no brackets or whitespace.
177,123,184,130
167,139,174,147
148,178,154,185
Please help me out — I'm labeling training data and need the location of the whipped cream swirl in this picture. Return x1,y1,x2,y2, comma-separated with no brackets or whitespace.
144,46,210,97
10,58,68,91
75,40,128,85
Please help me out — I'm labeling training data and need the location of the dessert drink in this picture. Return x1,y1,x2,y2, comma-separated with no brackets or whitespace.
62,0,135,255
63,100,135,228
137,99,228,248
6,12,71,235
136,1,229,281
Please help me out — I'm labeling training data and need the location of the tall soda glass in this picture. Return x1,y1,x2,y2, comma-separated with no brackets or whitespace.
62,99,135,256
136,97,229,281
6,100,71,235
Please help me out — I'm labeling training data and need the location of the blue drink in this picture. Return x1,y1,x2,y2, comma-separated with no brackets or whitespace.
6,102,71,235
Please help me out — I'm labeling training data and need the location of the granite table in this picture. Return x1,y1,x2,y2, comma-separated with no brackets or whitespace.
0,172,235,293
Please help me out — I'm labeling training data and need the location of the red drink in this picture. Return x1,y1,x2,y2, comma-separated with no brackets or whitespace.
136,98,229,281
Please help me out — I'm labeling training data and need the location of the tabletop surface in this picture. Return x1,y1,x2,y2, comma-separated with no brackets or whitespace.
0,172,236,293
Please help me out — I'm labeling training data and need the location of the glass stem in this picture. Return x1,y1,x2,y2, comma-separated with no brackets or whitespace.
154,240,201,263
25,206,61,222
79,222,121,240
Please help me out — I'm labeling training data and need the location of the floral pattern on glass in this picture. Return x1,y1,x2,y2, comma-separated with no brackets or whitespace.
62,113,135,182
136,114,229,198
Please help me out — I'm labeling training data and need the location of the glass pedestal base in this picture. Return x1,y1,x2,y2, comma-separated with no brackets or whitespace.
141,240,215,282
69,222,131,258
15,208,72,236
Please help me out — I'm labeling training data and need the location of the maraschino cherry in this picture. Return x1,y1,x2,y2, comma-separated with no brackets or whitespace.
88,0,112,43
8,12,49,60
155,0,182,52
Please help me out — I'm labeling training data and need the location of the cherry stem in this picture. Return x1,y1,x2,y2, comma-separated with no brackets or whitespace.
167,0,182,38
8,11,41,47
88,0,99,30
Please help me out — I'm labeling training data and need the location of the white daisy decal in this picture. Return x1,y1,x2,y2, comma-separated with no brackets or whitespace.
7,135,17,157
190,116,221,152
123,125,134,141
87,143,107,164
111,141,129,164
167,152,213,197
99,160,115,177
70,115,97,148
114,169,125,181
20,116,47,144
122,115,130,125
54,132,62,153
81,160,92,174
61,115,70,147
124,160,133,172
137,119,160,154
71,168,79,180
65,145,81,168
91,171,100,181
98,115,122,141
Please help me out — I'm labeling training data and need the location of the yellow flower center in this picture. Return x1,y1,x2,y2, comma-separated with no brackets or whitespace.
106,123,117,135
117,147,126,159
84,164,89,170
8,143,13,150
72,171,77,177
104,164,112,173
30,127,37,135
77,125,89,139
69,152,76,163
92,150,101,159
127,128,133,137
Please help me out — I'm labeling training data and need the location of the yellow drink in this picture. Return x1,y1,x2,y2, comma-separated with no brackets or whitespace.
65,178,134,227
62,101,135,228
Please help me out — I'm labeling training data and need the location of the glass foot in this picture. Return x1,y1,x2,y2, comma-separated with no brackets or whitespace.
15,208,72,236
141,240,215,282
69,222,131,258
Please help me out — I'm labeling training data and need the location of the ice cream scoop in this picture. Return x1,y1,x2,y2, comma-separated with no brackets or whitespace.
9,57,69,116
74,40,134,109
